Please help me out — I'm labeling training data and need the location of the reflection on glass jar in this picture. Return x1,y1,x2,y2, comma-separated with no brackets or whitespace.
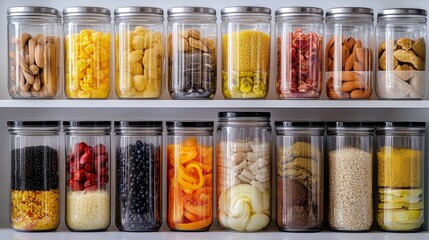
167,7,217,99
376,9,427,100
325,8,374,100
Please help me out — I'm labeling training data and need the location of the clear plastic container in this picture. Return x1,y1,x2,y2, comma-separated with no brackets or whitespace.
275,121,324,231
221,7,271,99
7,7,61,98
166,121,214,231
114,7,164,99
376,122,425,232
167,7,217,99
63,7,111,99
8,121,60,231
325,8,374,100
217,112,271,231
115,121,162,231
327,122,374,231
64,121,111,231
275,7,324,99
376,9,427,99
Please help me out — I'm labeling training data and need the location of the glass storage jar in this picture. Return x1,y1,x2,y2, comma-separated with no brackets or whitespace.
327,122,374,231
222,7,271,99
63,7,111,99
166,121,214,231
64,121,111,231
376,122,425,232
375,9,427,99
275,7,324,99
114,7,164,99
115,121,162,232
217,112,271,231
7,7,61,99
8,121,60,231
325,8,374,100
167,7,217,99
275,121,324,232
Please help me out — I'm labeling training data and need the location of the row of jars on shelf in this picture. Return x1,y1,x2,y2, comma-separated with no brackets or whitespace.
7,6,427,100
8,115,425,232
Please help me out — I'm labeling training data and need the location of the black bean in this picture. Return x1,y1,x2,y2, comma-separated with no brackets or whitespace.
11,145,59,191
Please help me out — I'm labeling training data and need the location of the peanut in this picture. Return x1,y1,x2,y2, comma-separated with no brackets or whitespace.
8,32,59,98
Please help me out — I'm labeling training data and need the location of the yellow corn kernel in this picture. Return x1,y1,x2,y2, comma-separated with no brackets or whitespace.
133,75,147,91
129,50,143,62
132,35,145,50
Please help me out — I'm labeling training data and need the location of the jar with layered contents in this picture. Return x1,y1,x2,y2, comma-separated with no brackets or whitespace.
167,7,217,99
217,112,271,231
115,121,162,231
325,8,374,100
63,7,111,99
64,121,111,231
221,7,271,99
376,122,425,231
166,121,214,231
7,7,61,99
8,121,60,231
275,7,324,99
275,121,324,231
376,9,427,99
327,122,374,231
114,7,164,99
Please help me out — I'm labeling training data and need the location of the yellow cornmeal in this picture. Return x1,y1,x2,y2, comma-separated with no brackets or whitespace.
222,30,270,72
378,146,422,187
11,190,59,231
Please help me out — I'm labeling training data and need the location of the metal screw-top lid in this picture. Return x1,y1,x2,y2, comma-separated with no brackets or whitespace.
7,6,61,19
327,121,374,132
167,6,216,17
275,7,323,17
8,121,60,134
63,6,111,17
114,6,163,17
221,6,271,16
378,8,427,20
166,121,214,128
376,121,426,133
326,7,374,19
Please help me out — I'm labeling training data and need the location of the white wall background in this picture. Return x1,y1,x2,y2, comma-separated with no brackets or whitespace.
0,0,428,231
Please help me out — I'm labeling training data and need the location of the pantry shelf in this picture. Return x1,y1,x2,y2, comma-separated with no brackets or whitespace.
0,99,428,109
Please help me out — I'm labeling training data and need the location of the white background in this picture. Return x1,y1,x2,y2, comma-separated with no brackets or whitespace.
0,0,429,239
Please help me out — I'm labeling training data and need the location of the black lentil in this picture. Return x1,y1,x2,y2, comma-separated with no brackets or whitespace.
116,140,161,231
11,145,59,191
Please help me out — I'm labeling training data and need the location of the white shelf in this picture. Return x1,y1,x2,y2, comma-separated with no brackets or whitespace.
1,228,428,240
0,99,428,109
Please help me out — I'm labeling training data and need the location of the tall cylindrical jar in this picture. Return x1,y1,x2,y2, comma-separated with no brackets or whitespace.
327,122,374,231
115,121,162,231
167,7,217,99
376,9,427,99
275,7,324,99
63,7,111,99
114,7,164,99
222,7,271,99
325,8,374,100
376,122,425,231
64,121,111,231
275,121,324,231
166,121,214,231
8,121,60,231
217,112,271,231
7,7,61,99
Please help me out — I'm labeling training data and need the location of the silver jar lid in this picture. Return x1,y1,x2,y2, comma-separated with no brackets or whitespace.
221,6,271,16
114,6,163,17
7,6,61,18
167,6,216,17
326,7,373,18
275,7,323,17
63,6,111,17
378,8,427,19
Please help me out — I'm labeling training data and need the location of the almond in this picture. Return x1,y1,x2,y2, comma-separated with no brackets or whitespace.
353,62,364,71
28,39,36,65
23,69,34,84
354,40,363,51
341,80,367,92
346,37,356,50
355,48,369,71
341,71,364,82
350,89,371,99
341,46,350,70
345,52,356,71
326,36,335,58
